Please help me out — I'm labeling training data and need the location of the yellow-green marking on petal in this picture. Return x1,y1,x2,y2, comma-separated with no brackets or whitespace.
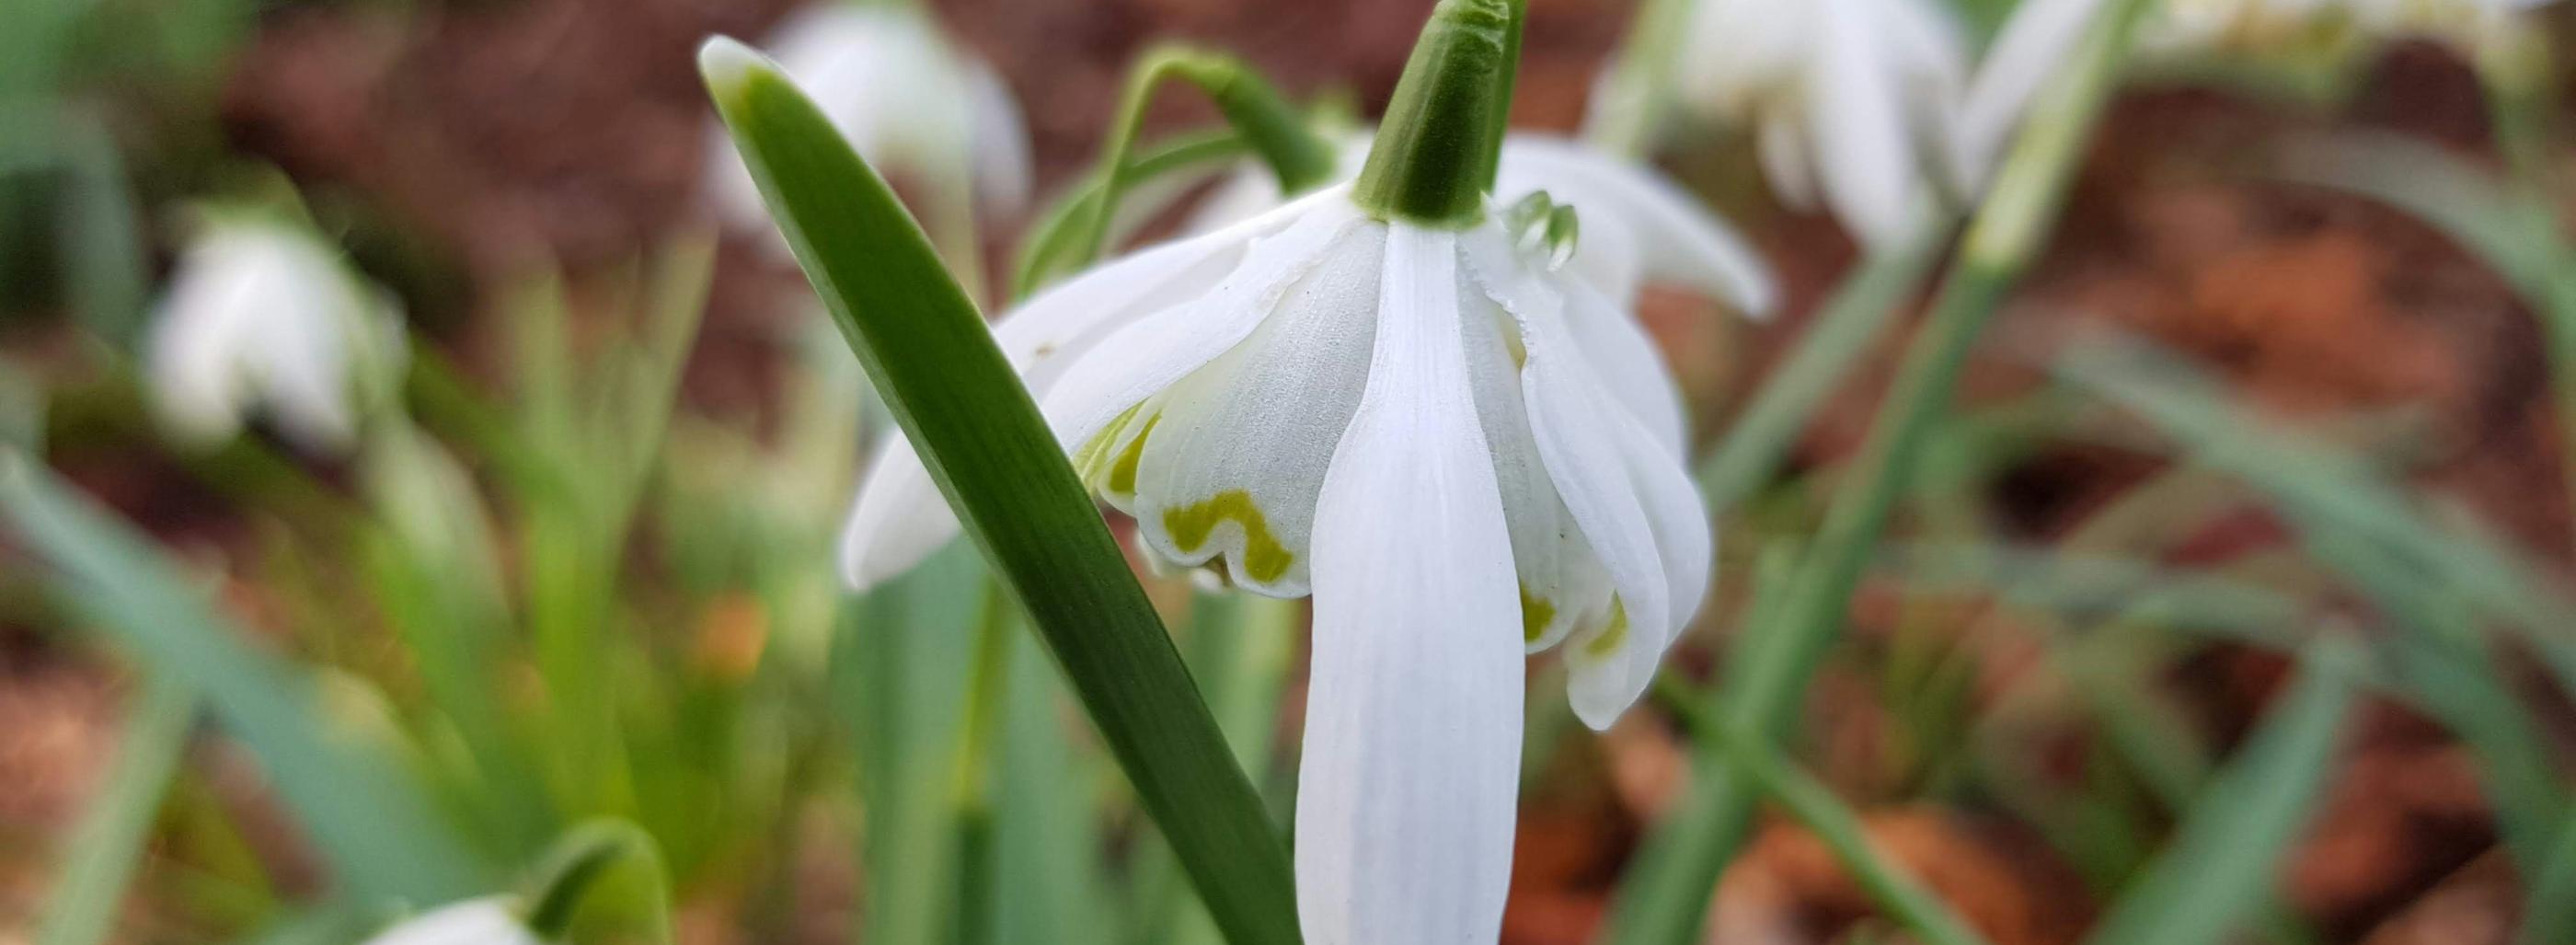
1582,597,1629,658
1163,490,1294,584
1520,585,1556,643
1107,414,1161,496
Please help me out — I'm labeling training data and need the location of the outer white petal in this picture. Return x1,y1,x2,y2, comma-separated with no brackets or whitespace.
1807,0,1920,248
962,57,1034,217
1494,135,1777,315
1958,0,2106,186
1039,189,1361,455
1121,225,1388,597
1297,224,1521,944
145,246,260,447
362,897,540,945
1559,278,1689,456
836,214,1254,590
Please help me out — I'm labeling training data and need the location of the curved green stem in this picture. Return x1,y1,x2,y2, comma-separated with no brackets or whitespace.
523,821,673,944
1075,47,1337,263
1014,130,1246,295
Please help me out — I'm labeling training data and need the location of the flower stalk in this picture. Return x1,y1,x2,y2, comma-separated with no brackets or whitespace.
1075,47,1339,262
1351,0,1525,226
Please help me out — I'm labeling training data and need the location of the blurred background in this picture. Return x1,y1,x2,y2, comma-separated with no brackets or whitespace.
4,0,2574,943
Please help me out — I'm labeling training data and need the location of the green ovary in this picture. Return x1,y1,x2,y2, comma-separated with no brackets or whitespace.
1582,597,1629,658
1162,490,1294,584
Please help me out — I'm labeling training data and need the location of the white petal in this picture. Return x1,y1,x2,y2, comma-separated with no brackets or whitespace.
1756,113,1821,213
835,215,1253,590
1958,0,2105,187
1495,135,1777,316
1297,224,1521,944
1808,0,1921,248
963,58,1034,217
839,436,958,589
1120,225,1388,597
1457,261,1614,651
1486,253,1696,728
1039,190,1361,455
362,897,539,945
1559,278,1690,457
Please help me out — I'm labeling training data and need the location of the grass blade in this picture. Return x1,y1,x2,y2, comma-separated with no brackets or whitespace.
0,453,489,905
2081,642,2358,945
1697,215,1947,509
37,675,197,945
1657,675,1997,945
700,41,1298,943
1602,4,2152,940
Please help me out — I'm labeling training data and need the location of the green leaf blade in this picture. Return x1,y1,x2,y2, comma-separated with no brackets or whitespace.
2082,642,2359,945
699,40,1299,944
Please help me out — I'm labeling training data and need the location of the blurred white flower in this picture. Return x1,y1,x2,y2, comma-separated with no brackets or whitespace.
845,179,1724,939
361,896,541,945
144,216,408,454
706,4,1031,243
1667,0,1972,248
1961,0,2559,177
1188,133,1777,311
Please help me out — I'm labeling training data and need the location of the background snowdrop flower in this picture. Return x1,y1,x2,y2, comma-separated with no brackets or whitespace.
1961,0,2558,179
361,896,542,945
1189,132,1777,312
705,3,1031,245
144,215,408,454
1667,0,1972,248
846,1,1719,935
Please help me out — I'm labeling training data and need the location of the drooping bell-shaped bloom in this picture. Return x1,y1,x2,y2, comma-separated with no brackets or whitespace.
1187,132,1776,310
361,896,542,945
842,1,1720,937
1665,0,1972,248
706,3,1031,242
144,214,408,454
846,135,1770,590
1961,0,2559,178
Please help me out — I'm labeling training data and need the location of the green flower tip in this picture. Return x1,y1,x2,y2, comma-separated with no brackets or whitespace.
696,35,769,105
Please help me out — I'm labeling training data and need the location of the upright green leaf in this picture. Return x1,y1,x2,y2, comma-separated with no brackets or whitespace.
2082,642,2358,945
38,676,197,945
700,41,1298,943
0,453,489,905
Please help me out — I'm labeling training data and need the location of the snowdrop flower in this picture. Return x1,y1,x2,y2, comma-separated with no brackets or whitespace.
1665,0,1972,248
1961,0,2558,177
144,214,408,454
706,3,1031,241
845,1,1719,936
361,896,542,945
1188,132,1776,310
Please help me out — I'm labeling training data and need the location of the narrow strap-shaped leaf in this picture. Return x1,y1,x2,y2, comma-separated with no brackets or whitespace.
0,452,489,905
698,40,1300,944
1696,211,1948,509
1656,675,1996,945
1601,3,2154,942
37,675,197,945
2081,641,2358,945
